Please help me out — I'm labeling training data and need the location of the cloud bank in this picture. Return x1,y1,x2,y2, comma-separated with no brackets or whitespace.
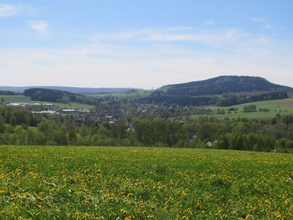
1,25,292,89
0,4,21,17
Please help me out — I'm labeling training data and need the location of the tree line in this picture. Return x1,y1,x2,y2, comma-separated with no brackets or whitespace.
142,92,288,107
217,92,288,106
1,106,293,152
0,91,20,95
23,88,99,105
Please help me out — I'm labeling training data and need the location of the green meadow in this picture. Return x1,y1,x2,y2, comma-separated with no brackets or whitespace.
0,95,94,109
192,98,293,120
0,146,292,219
0,95,30,103
230,98,293,112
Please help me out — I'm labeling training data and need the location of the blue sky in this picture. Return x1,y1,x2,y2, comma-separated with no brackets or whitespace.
1,1,293,89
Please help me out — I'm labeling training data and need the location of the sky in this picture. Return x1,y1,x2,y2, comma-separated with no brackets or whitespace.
1,1,293,89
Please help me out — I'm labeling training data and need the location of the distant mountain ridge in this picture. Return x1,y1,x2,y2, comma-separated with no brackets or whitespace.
161,75,293,96
0,86,136,94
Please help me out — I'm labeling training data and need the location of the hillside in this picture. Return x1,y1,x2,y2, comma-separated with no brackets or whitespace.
23,88,99,105
2,75,293,107
161,75,293,96
0,86,135,94
142,76,292,106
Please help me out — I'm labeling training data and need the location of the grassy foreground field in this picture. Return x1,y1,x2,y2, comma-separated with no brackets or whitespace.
0,146,293,219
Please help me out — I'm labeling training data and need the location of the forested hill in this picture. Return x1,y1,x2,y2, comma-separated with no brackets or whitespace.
0,86,134,94
162,76,293,96
23,88,99,105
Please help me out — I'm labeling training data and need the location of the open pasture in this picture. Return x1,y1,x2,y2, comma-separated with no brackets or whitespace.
0,146,293,219
0,95,30,103
193,98,293,120
0,95,94,109
231,98,293,112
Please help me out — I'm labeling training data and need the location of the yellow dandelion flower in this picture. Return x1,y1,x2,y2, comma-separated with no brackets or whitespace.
245,214,252,219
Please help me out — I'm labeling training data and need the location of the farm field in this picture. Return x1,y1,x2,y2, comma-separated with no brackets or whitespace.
0,146,293,219
191,112,277,120
230,98,293,112
192,98,293,120
0,95,30,103
0,95,94,109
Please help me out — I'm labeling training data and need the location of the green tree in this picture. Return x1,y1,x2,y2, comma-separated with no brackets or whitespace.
5,124,15,134
111,120,128,140
0,115,5,133
38,118,57,142
13,108,28,125
214,134,230,149
68,130,78,145
243,104,256,113
52,130,68,145
79,124,89,138
10,115,17,127
197,122,225,141
229,134,246,150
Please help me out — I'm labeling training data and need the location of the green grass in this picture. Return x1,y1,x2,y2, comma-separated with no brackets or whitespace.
231,98,293,112
48,102,94,109
0,95,30,103
0,95,94,109
192,98,293,120
0,146,292,219
89,89,154,101
191,112,277,120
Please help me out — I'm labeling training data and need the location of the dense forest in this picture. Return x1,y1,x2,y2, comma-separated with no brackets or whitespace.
143,76,292,106
23,88,100,105
0,91,20,95
216,92,288,106
144,91,288,106
163,75,293,96
0,86,132,94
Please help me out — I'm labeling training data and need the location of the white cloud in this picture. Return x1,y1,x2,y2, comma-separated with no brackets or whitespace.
251,17,266,23
204,19,215,26
1,33,292,89
0,4,37,17
251,17,275,30
28,20,49,36
1,25,292,89
94,28,251,51
94,29,150,41
0,4,21,17
149,29,250,46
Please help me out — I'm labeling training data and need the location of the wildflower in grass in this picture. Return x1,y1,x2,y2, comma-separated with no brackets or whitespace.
1,146,293,219
120,208,127,214
183,208,193,215
245,214,252,219
82,212,90,218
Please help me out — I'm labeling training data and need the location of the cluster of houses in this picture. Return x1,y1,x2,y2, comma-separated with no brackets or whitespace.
6,102,120,126
7,102,90,114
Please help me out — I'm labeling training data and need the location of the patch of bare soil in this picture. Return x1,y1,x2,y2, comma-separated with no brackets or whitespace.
278,103,293,108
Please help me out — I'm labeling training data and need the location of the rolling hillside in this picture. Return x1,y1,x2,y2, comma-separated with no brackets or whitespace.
0,86,135,94
161,75,293,96
143,76,293,106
